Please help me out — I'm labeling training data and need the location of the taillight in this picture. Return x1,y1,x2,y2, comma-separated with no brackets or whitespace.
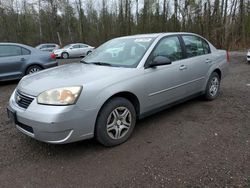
226,51,230,63
50,53,56,60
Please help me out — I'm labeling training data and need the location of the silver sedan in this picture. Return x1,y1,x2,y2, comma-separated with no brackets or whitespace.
7,33,228,146
53,43,94,59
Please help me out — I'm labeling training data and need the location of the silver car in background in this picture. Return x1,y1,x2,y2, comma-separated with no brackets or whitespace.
53,43,94,59
7,33,228,146
35,43,60,52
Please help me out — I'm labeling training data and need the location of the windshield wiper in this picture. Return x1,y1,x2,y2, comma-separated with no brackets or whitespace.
81,61,112,66
91,62,112,66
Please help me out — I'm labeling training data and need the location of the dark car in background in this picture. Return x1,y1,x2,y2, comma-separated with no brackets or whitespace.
0,43,58,81
35,43,60,52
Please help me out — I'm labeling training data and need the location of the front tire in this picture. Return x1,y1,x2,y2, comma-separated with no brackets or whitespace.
61,52,69,59
95,97,136,147
204,72,220,101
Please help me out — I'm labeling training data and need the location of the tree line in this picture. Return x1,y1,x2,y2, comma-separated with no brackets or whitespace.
0,0,250,49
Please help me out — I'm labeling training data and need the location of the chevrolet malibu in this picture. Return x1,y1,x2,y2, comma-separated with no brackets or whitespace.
7,33,228,146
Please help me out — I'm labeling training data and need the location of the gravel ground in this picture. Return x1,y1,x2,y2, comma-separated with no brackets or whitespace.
0,54,250,188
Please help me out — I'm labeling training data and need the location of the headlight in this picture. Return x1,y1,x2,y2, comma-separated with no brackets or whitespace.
37,86,82,105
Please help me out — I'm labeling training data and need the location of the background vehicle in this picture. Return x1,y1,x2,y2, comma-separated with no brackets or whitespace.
53,43,94,59
8,33,228,146
35,43,60,52
0,43,58,81
247,49,250,63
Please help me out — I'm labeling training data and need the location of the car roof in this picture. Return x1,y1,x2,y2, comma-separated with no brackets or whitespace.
69,43,88,45
119,32,201,39
0,42,34,50
38,43,58,45
0,42,48,53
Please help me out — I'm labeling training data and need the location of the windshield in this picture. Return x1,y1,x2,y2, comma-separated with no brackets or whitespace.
82,37,155,68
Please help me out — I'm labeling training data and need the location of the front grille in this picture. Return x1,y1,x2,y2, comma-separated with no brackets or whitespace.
247,55,250,58
15,90,34,109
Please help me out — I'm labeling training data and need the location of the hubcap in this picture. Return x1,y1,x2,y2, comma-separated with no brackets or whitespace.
106,107,132,140
29,67,40,74
63,53,68,59
209,77,219,96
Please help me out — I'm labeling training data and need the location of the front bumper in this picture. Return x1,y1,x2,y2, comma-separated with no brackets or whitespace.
8,91,97,144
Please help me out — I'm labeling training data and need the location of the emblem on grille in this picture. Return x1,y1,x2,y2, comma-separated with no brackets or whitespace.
16,95,21,102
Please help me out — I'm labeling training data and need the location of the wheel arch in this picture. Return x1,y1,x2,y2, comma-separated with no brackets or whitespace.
25,63,44,75
98,91,140,120
213,68,222,80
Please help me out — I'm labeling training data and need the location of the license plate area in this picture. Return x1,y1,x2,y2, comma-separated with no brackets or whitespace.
7,107,17,124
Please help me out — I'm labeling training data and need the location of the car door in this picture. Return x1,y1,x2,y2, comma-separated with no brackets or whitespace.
79,44,88,56
143,35,188,111
179,35,213,96
0,45,27,80
70,45,80,57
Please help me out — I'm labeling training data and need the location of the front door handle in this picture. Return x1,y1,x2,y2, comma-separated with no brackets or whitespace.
21,58,25,61
179,65,187,70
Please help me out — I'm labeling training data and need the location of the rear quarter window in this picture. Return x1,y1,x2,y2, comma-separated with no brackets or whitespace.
21,47,31,55
182,35,211,58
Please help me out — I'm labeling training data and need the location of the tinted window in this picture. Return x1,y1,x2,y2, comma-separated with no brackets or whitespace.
0,45,22,57
47,44,56,48
152,36,183,62
72,45,80,49
182,35,210,57
40,45,46,49
21,48,31,55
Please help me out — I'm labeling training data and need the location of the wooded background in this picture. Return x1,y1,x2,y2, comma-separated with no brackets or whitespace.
0,0,250,49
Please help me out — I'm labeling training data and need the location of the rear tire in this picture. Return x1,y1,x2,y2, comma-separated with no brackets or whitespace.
95,97,136,147
25,65,42,75
87,51,92,56
204,72,220,101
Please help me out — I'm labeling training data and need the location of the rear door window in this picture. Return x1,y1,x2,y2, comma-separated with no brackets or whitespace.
72,45,80,49
0,45,22,57
79,44,88,48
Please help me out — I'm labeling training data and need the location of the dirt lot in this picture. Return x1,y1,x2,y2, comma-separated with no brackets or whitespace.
0,54,250,187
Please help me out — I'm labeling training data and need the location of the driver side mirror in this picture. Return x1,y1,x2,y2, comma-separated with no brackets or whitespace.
147,56,172,68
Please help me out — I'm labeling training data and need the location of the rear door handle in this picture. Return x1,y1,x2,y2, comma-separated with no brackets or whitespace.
205,59,212,64
179,65,187,70
21,58,25,61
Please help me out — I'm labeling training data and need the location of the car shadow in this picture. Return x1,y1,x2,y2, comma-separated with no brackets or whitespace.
0,80,19,86
20,96,204,158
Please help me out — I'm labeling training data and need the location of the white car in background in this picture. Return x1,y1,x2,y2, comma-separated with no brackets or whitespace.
53,43,94,59
247,49,250,63
35,43,60,52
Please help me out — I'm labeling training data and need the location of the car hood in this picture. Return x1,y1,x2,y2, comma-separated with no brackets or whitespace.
17,63,133,96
